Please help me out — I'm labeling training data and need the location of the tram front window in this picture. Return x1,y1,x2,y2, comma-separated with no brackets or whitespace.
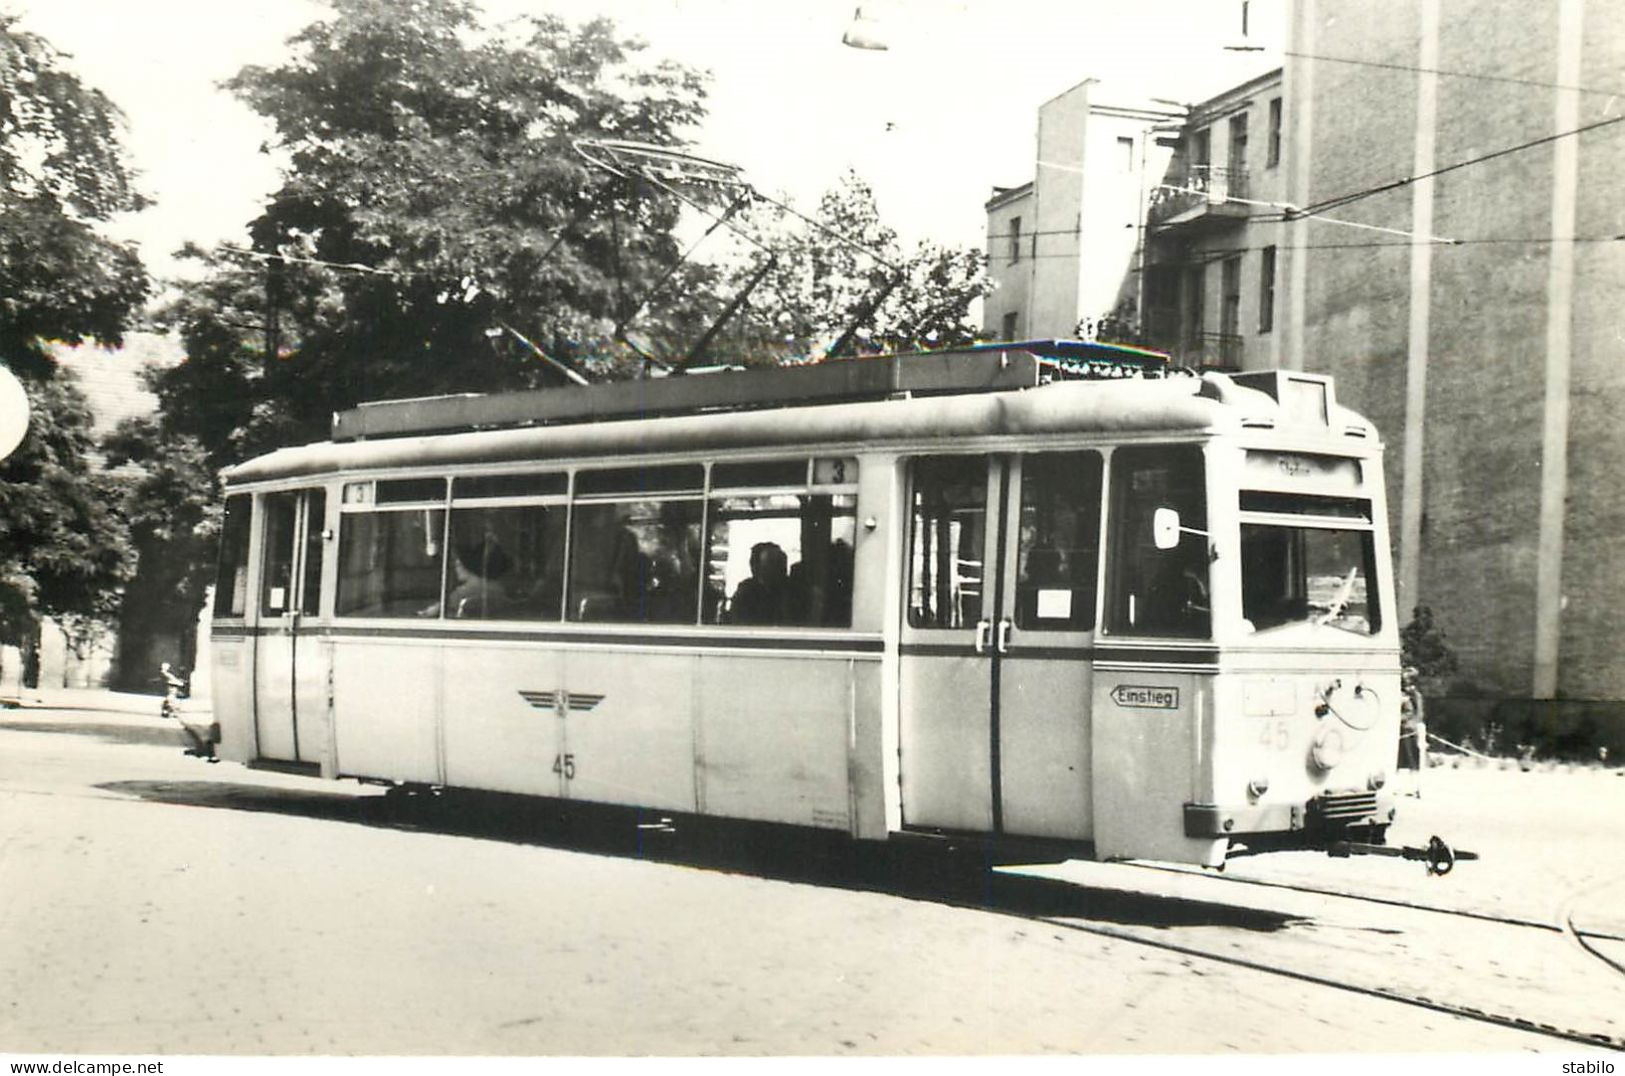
1240,523,1379,635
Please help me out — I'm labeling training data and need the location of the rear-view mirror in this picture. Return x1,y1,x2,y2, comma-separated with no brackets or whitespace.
1152,507,1181,550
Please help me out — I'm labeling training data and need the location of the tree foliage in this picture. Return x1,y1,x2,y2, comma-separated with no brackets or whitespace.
0,15,149,377
1401,604,1459,695
0,17,146,653
703,172,989,365
158,0,714,459
101,415,220,681
0,376,133,647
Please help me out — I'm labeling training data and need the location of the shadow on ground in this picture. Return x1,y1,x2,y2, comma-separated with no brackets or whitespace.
96,776,1304,933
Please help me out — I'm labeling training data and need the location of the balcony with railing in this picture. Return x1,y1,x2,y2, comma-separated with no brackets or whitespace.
1143,311,1245,371
1148,164,1252,230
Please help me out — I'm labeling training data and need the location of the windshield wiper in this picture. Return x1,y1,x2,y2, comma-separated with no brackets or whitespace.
1314,567,1360,626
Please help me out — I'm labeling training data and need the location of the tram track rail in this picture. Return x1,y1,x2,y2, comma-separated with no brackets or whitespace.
1129,860,1625,977
983,857,1625,1051
1021,909,1625,1052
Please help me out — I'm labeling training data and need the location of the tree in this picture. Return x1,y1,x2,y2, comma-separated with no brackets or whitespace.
1,16,149,376
0,17,148,680
162,0,714,457
698,172,990,365
102,417,220,687
1401,605,1459,695
0,375,134,667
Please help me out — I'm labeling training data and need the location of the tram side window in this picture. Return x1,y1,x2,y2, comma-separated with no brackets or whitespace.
443,504,567,620
335,509,447,617
706,494,857,627
1106,445,1210,638
1015,451,1103,631
568,500,704,624
908,457,988,630
213,495,252,617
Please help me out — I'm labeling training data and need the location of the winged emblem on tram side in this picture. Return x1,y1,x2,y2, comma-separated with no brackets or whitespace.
518,690,605,714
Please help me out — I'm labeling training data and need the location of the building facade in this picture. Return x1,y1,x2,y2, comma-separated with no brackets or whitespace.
1277,0,1625,708
984,0,1624,714
982,81,1184,344
1142,69,1288,371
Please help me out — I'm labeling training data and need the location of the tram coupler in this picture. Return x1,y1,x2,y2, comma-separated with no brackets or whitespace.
1327,835,1478,876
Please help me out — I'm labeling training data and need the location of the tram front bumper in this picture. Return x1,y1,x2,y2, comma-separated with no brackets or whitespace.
1183,790,1396,839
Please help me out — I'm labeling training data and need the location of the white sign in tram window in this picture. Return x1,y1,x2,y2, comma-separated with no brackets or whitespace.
1036,588,1073,619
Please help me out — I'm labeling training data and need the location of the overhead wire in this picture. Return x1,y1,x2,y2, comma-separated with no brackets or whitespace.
1282,48,1625,99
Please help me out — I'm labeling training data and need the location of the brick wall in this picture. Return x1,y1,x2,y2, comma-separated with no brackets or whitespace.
1290,0,1625,703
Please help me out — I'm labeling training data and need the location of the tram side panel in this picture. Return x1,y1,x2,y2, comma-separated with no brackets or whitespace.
438,639,563,797
1090,669,1226,867
559,646,696,813
209,630,254,764
692,652,870,832
331,637,443,785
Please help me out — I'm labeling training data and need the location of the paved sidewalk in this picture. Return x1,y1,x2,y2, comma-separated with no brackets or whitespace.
0,686,208,719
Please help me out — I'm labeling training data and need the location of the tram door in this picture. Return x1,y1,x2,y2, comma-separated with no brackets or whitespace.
252,489,327,764
899,453,1100,839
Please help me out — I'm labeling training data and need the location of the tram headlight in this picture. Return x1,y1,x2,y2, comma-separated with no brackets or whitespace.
1368,770,1387,791
1309,726,1345,772
1247,775,1270,799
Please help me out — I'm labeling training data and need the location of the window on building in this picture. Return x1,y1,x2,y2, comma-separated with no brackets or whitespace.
1228,113,1249,178
1183,264,1205,348
1260,246,1277,334
1008,216,1022,264
1117,136,1135,173
1267,97,1283,168
1001,310,1020,342
1221,255,1242,339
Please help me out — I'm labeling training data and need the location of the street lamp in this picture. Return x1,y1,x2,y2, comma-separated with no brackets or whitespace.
841,5,889,50
0,365,28,462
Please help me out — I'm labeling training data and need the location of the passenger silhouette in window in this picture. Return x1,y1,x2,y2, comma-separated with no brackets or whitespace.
729,541,790,625
445,542,512,618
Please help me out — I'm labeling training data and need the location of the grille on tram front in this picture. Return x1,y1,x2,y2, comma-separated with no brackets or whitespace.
1314,791,1380,825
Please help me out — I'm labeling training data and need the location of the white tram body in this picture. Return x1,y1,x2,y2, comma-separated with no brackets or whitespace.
207,342,1401,867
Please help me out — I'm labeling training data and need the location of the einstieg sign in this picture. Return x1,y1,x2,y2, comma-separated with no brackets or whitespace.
1110,684,1180,710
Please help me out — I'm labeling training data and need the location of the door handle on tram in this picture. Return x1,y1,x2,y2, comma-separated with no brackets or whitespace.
974,619,992,654
997,618,1012,654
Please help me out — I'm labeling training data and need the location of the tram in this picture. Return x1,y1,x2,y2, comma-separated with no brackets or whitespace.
205,340,1404,868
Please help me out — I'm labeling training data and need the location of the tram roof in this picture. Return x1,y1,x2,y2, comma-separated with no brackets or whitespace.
328,340,1172,443
225,362,1378,487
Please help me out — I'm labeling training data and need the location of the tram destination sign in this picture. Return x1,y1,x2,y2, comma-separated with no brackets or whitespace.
1110,684,1180,710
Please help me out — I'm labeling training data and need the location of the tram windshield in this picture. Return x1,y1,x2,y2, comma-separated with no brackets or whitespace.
1238,493,1380,636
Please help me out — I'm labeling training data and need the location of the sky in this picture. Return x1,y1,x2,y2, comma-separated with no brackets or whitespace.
8,0,1284,281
